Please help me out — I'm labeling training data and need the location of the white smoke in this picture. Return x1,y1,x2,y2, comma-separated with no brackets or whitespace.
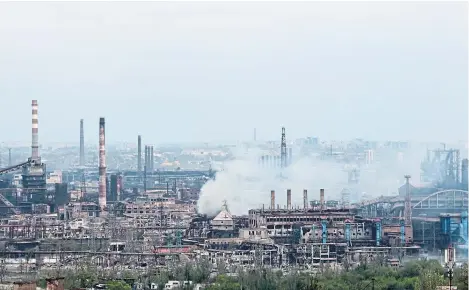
197,147,426,216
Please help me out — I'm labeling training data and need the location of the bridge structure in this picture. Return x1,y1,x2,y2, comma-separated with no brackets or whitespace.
353,189,468,219
391,189,468,217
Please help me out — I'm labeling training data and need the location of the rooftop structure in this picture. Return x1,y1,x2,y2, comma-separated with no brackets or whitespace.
211,201,234,231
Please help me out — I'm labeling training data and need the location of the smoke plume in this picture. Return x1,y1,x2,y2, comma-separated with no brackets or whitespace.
197,147,424,216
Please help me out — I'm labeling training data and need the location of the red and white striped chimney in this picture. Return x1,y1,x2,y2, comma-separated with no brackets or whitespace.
31,100,39,161
99,117,107,210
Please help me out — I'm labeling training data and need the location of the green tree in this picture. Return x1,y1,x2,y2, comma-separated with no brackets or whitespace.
415,269,445,290
107,281,132,290
453,263,469,290
207,275,240,290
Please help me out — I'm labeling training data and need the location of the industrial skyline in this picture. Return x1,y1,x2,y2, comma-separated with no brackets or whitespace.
0,1,466,288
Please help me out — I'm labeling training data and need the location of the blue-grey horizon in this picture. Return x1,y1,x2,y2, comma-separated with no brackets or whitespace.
0,2,467,145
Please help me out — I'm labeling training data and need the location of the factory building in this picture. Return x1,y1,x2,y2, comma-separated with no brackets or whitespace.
248,189,381,247
54,183,69,211
211,203,234,231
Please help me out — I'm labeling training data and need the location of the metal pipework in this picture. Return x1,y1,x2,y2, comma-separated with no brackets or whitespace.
98,117,107,210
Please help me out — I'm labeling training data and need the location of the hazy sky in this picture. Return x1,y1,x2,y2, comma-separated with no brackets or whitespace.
0,1,467,145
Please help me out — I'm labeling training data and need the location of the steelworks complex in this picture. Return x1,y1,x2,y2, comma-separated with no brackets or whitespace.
0,100,467,287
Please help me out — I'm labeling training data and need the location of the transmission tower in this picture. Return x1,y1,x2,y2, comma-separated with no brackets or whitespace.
281,127,287,168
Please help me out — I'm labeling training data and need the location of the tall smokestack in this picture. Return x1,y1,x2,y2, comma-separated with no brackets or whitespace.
287,189,291,210
137,135,142,173
303,189,308,210
320,189,325,211
404,175,412,226
150,146,154,172
98,117,107,210
147,146,151,172
31,100,39,161
144,146,148,170
8,148,11,166
79,119,85,166
143,165,147,193
271,190,275,210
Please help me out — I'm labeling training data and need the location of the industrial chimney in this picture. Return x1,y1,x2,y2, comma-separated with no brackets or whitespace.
150,146,154,172
143,165,147,193
404,175,412,226
303,189,308,210
320,189,325,211
98,117,107,210
31,100,39,162
137,135,142,173
144,145,148,170
271,190,275,210
79,119,85,166
287,189,292,210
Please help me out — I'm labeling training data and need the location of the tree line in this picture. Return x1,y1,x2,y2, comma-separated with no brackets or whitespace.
39,258,468,290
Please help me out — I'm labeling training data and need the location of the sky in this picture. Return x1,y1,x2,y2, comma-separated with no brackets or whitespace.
0,1,467,146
